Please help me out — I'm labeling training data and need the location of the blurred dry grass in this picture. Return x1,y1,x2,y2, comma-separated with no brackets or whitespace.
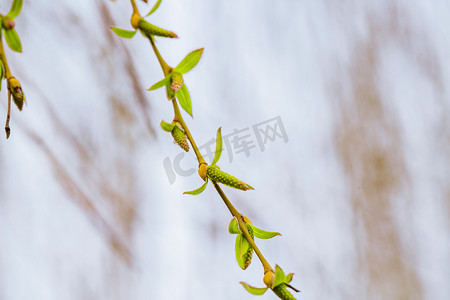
331,3,449,299
13,2,157,267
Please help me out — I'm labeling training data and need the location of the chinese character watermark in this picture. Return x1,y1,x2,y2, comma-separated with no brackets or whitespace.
163,116,289,184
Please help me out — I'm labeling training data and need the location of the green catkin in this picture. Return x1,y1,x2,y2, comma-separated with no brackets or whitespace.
138,18,177,38
242,224,254,269
206,165,254,191
273,284,296,300
171,126,189,152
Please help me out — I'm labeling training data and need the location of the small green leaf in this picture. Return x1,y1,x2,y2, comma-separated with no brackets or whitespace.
174,48,204,74
235,234,245,268
160,120,175,132
235,233,251,270
110,27,137,39
176,85,192,117
148,75,172,91
240,282,268,296
285,273,294,284
228,218,239,234
4,29,21,52
184,179,208,195
146,0,162,16
273,265,287,288
211,127,223,165
6,0,23,19
251,225,281,239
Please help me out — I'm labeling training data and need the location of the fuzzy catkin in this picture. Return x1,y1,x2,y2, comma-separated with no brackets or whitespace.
171,72,184,92
242,224,254,269
138,19,177,38
273,284,296,300
171,126,189,152
206,165,253,191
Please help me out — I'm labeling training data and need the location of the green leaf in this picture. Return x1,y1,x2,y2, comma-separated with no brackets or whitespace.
235,234,245,268
6,0,23,19
235,233,251,270
273,265,287,288
148,75,171,91
211,127,223,165
110,27,137,39
146,0,162,16
240,282,268,296
174,48,204,74
183,179,208,195
285,273,294,284
251,225,281,239
160,120,175,132
228,218,239,234
4,29,21,52
176,85,192,117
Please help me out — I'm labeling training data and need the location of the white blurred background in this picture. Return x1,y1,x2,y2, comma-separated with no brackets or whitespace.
0,0,449,299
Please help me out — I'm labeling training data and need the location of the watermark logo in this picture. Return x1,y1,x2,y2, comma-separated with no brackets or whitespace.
163,116,289,184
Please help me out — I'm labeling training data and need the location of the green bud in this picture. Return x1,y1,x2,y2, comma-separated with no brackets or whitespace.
206,165,254,191
8,77,24,111
171,125,189,152
170,72,183,92
273,284,296,300
198,163,207,181
138,18,178,38
264,270,275,288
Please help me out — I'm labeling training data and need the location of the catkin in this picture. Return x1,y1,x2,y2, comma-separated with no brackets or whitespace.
241,224,254,269
206,165,253,191
273,284,296,300
171,126,189,152
138,18,177,38
171,72,184,92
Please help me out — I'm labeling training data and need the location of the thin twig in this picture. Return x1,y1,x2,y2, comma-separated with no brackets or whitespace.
4,89,11,138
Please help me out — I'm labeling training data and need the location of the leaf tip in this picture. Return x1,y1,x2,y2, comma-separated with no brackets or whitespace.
244,183,254,190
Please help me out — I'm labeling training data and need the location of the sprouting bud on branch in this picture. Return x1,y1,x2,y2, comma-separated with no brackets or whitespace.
264,270,275,288
8,76,24,110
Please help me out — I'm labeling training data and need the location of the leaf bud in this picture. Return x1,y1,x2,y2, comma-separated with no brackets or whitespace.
8,77,25,111
264,270,275,288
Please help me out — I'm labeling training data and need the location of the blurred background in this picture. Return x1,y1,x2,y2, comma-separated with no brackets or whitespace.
0,0,449,299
